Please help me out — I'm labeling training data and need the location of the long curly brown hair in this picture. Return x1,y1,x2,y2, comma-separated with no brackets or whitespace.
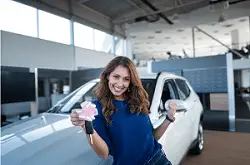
93,56,150,124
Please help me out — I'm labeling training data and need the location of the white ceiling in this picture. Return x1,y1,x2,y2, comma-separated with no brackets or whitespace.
127,1,250,60
131,16,249,60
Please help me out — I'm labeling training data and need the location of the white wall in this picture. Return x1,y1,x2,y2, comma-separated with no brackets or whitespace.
1,31,115,71
75,47,114,68
1,31,74,71
233,58,250,70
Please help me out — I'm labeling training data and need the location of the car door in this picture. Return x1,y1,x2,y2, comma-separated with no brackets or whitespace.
174,79,196,149
156,79,188,165
184,79,203,141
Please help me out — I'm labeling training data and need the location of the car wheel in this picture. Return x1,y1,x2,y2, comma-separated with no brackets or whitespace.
190,122,204,155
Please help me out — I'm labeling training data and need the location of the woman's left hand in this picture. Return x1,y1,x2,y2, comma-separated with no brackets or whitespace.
167,101,177,120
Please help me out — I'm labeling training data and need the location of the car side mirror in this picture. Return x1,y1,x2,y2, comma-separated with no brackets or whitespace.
164,99,188,113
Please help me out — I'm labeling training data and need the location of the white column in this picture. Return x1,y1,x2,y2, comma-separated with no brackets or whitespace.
30,68,39,116
36,9,39,38
125,39,133,59
226,53,235,132
231,29,250,88
231,29,239,49
111,36,115,55
69,20,76,70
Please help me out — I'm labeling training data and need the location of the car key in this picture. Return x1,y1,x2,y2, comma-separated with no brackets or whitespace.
85,120,94,134
85,120,94,144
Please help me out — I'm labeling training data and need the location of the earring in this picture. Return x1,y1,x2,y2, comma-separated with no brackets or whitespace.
128,88,130,92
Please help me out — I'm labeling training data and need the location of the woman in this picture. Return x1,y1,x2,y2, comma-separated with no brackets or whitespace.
70,56,176,165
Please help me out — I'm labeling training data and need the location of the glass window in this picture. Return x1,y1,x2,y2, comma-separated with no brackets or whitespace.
0,0,37,37
175,79,191,100
74,22,94,50
94,29,113,53
38,10,70,44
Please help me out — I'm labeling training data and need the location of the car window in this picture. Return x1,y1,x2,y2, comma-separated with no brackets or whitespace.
60,82,98,113
70,84,98,109
141,79,156,106
159,80,178,114
47,83,92,113
175,79,191,100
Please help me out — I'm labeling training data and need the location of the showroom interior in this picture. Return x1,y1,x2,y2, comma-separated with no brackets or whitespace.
1,0,250,165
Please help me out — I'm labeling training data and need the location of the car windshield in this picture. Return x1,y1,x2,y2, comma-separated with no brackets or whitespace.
48,78,156,114
47,80,99,113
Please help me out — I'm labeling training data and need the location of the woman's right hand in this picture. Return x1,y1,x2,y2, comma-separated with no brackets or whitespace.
70,109,85,127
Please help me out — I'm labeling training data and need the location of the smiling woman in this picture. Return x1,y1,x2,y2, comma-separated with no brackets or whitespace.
70,56,176,165
93,56,150,124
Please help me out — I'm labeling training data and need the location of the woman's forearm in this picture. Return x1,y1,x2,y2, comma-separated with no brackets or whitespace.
85,130,109,158
153,119,171,141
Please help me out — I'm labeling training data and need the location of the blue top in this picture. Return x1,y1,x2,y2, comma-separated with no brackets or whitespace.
92,100,162,165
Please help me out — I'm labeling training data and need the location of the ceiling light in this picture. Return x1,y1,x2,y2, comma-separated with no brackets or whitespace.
177,29,184,32
155,31,162,34
239,18,247,22
223,24,233,28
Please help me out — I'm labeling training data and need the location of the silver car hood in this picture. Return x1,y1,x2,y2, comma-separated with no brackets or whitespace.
1,113,113,165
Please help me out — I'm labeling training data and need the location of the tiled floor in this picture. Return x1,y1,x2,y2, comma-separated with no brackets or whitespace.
183,130,250,165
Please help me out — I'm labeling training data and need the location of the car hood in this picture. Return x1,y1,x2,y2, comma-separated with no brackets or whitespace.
1,113,110,165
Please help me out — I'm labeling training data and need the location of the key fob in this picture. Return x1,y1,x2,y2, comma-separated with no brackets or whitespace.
85,120,94,134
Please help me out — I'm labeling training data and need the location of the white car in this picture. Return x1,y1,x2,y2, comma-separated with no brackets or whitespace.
1,72,204,165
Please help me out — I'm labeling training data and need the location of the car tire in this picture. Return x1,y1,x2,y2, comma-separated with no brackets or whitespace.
190,122,204,155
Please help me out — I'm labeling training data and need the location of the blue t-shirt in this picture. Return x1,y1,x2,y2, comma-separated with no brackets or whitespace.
92,100,162,165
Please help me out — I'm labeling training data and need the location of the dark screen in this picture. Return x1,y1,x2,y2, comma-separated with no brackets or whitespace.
1,71,36,104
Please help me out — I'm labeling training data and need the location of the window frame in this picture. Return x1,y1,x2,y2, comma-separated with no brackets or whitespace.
158,79,179,115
